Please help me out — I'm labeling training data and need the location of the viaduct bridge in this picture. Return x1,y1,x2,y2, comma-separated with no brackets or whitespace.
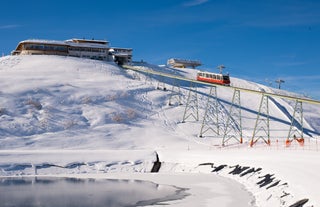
123,64,320,147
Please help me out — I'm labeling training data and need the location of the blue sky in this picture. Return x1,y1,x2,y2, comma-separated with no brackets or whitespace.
1,0,320,99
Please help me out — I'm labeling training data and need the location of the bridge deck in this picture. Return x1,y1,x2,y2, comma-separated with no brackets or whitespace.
123,65,320,105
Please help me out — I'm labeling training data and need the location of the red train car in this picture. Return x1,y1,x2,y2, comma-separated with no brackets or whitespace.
197,71,231,86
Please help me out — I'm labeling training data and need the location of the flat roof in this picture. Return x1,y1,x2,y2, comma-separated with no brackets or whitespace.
20,39,67,46
70,38,109,45
17,39,109,49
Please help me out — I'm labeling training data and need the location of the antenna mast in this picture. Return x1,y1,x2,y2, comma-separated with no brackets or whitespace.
275,79,285,89
217,65,225,74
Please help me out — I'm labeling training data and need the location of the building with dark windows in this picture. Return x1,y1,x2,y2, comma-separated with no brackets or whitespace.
11,38,132,65
167,58,202,69
109,47,133,65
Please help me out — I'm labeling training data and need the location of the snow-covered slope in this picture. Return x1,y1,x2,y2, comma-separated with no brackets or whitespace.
0,55,320,207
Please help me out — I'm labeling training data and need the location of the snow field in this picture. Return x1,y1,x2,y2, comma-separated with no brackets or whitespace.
1,55,320,206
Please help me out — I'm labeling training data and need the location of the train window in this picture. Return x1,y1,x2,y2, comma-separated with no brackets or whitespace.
213,75,216,79
223,76,230,81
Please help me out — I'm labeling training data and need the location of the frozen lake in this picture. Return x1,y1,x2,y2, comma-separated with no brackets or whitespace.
0,177,189,207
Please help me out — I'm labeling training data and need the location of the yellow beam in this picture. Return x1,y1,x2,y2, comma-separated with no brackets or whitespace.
123,65,320,105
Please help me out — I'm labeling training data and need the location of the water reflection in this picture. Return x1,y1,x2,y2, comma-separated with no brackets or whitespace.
0,177,189,207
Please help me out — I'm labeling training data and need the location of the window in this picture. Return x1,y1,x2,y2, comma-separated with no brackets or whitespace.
223,76,230,81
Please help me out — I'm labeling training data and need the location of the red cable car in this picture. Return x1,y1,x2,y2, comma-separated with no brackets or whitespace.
197,71,231,86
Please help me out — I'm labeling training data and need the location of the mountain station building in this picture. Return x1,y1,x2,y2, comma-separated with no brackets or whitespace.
11,38,132,65
167,58,202,69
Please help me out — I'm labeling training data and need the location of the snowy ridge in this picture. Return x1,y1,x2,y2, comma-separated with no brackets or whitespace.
0,150,156,176
1,55,320,207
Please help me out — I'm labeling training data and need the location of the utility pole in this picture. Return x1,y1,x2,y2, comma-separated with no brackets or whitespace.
275,79,285,89
217,65,225,74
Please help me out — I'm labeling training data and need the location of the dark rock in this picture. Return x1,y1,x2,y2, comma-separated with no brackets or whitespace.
151,152,161,173
280,191,290,198
212,164,227,172
257,174,275,188
199,163,214,168
229,165,250,175
240,167,262,177
288,198,309,207
266,180,281,189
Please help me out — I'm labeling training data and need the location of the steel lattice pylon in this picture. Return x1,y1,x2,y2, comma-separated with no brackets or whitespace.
199,86,223,138
168,78,182,106
250,94,270,147
286,100,304,146
144,73,153,85
156,76,167,91
182,82,199,123
222,89,243,146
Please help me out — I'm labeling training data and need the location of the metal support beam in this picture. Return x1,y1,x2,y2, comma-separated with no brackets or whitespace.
222,89,243,146
199,86,222,138
156,76,166,91
168,79,182,106
286,100,304,146
123,64,320,105
144,73,153,85
182,82,199,123
250,94,270,147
